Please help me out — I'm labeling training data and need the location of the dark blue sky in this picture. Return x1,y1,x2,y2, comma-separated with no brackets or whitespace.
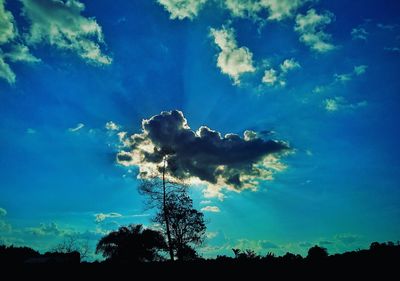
0,0,399,259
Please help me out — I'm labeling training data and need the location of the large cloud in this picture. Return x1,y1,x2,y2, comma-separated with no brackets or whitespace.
117,110,290,199
20,0,111,65
225,0,307,21
210,26,255,85
157,0,208,20
294,9,335,53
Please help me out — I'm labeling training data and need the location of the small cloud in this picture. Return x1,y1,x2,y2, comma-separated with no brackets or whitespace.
157,0,207,20
262,58,300,87
200,200,212,204
299,242,312,248
312,85,326,94
94,212,122,223
105,121,120,131
335,234,360,245
334,73,352,83
384,46,400,53
353,65,368,75
305,150,313,156
377,23,397,30
26,128,36,134
4,44,41,63
324,97,367,112
294,9,335,53
201,206,221,213
28,222,63,236
0,207,7,217
68,123,85,132
319,240,334,246
280,58,301,73
206,231,218,239
262,68,278,85
210,26,255,85
351,27,368,41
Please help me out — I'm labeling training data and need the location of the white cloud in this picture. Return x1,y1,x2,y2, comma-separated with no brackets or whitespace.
294,9,335,53
225,0,307,21
4,44,41,63
20,0,111,65
280,58,301,73
105,121,120,131
351,27,368,40
324,97,367,112
0,0,16,44
334,73,352,83
157,0,207,20
68,123,84,132
28,222,63,236
353,65,367,75
262,58,300,87
0,207,6,217
384,46,400,53
262,68,278,85
0,55,15,83
94,212,122,223
200,200,211,204
201,206,221,213
210,26,255,85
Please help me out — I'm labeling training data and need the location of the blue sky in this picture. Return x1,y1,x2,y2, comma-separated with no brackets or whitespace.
0,0,400,260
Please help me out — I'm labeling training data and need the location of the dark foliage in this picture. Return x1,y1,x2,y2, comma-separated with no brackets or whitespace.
95,224,167,262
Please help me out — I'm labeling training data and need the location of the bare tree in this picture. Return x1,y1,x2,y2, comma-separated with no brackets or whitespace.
139,156,186,261
52,235,90,260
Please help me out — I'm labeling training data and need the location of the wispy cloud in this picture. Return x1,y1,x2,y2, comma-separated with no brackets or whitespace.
68,123,85,132
201,206,221,213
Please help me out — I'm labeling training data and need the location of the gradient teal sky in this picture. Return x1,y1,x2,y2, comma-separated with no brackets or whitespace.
0,0,400,260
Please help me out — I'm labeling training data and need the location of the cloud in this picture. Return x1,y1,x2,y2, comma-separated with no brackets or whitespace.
105,121,120,131
0,207,6,217
225,0,307,21
0,55,15,83
68,123,84,132
319,240,334,246
324,97,367,112
335,234,360,245
334,64,367,83
28,222,63,236
351,27,368,41
200,200,211,204
353,65,367,76
262,58,300,87
20,0,111,65
117,110,290,198
3,44,41,63
260,241,279,249
262,68,278,85
157,0,207,20
294,9,335,53
210,26,255,85
201,206,220,213
94,212,122,223
280,58,301,73
0,0,16,44
377,23,397,30
384,46,400,53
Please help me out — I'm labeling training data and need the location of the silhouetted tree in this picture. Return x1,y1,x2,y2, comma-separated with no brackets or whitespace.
95,224,166,262
138,151,184,261
154,192,206,260
307,245,328,261
52,235,89,260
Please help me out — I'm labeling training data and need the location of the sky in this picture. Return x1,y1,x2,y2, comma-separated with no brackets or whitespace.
0,0,400,260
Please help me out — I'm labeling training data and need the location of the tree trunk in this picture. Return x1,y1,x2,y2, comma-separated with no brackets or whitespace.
163,157,174,261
